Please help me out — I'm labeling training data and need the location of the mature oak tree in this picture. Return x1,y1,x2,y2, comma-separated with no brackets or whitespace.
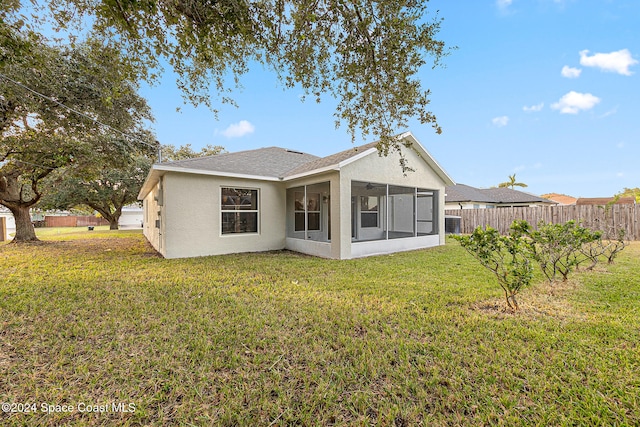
39,156,152,230
0,14,155,241
38,144,224,230
32,0,450,167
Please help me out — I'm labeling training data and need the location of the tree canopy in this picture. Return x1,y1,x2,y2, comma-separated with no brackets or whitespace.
616,187,640,203
161,143,225,162
23,0,450,161
39,156,153,230
0,15,156,241
38,144,225,230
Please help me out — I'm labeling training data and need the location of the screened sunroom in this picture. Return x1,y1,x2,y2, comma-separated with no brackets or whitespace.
350,181,437,241
284,179,440,259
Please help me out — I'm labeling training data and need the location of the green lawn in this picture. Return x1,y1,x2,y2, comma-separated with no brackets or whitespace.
1,230,638,426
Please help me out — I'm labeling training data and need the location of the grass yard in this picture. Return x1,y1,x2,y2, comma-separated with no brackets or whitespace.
1,229,639,426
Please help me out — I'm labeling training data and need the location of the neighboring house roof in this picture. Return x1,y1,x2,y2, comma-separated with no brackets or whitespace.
576,197,636,206
445,184,556,205
541,193,578,205
138,131,455,199
445,184,496,203
483,188,555,205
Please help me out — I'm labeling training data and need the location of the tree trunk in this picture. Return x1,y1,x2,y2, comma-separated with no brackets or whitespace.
9,204,39,242
90,205,121,231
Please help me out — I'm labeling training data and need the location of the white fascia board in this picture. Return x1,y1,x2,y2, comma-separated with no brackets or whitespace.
282,147,377,181
151,164,281,181
137,168,161,200
282,165,341,181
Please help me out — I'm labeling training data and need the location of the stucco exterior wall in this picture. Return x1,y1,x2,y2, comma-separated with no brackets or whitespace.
142,180,163,255
161,172,286,259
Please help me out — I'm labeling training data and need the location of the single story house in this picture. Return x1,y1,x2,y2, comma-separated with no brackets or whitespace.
0,206,16,230
445,184,556,209
138,132,455,259
119,204,144,228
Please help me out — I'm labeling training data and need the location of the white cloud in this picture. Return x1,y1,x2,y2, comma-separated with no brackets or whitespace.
496,0,512,10
561,65,582,78
221,120,255,138
551,91,600,114
523,103,544,112
492,116,509,127
579,49,638,76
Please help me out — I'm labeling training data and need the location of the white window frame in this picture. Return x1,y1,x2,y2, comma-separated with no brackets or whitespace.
360,195,380,228
220,187,259,235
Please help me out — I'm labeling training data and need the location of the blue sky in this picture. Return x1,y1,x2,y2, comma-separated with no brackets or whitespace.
139,0,639,198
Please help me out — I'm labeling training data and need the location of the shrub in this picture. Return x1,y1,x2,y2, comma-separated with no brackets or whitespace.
454,225,533,311
455,219,627,309
526,220,601,283
579,225,627,268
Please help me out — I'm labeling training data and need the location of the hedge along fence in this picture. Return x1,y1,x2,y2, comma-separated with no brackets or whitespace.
445,204,640,240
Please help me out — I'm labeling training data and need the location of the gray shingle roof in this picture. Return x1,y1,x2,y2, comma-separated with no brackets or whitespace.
163,147,320,178
161,143,381,179
445,184,498,203
445,184,555,204
284,142,378,177
483,187,554,204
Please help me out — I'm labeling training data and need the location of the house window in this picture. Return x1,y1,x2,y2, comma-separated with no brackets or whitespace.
221,188,258,234
294,191,321,231
360,196,379,228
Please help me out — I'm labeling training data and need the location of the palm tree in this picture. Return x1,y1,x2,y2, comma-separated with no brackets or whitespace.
499,174,528,190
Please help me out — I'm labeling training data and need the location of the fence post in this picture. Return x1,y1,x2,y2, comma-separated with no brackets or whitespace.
0,216,6,242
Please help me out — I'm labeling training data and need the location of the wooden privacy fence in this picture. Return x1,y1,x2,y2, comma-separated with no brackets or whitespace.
445,204,640,240
44,216,109,227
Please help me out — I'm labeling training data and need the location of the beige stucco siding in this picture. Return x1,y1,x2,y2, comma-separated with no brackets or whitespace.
161,172,286,259
142,181,164,256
